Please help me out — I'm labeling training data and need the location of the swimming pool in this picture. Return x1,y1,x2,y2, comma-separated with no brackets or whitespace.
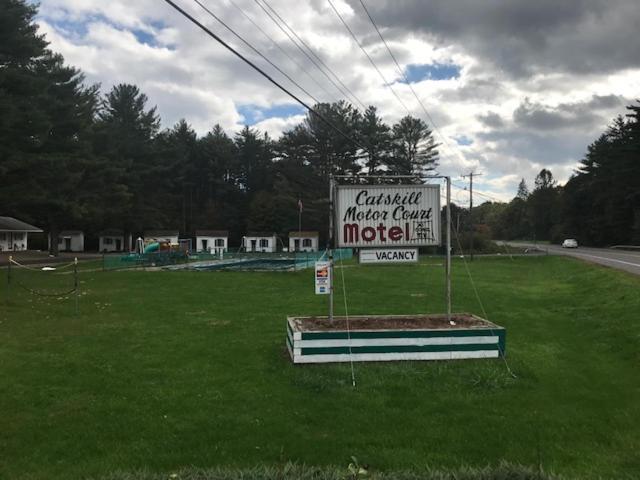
193,258,302,271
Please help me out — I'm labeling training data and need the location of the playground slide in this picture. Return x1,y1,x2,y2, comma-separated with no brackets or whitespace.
143,242,159,254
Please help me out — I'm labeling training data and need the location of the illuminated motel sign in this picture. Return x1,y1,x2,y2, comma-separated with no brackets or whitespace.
335,184,441,248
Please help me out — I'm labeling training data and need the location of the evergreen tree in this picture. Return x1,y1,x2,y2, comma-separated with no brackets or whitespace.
359,106,391,174
390,115,439,176
93,83,160,244
0,0,101,254
298,101,362,179
516,179,530,200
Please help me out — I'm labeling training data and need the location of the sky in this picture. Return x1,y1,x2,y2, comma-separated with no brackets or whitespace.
35,0,640,202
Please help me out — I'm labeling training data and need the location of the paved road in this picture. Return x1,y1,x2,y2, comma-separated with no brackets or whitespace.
503,241,640,276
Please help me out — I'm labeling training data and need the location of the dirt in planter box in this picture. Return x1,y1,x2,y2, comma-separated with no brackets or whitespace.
292,313,495,332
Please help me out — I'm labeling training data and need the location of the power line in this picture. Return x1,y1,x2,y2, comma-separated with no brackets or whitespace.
357,0,467,165
451,181,505,203
225,0,340,103
327,0,413,116
193,0,323,105
252,0,350,105
162,0,366,151
255,0,367,110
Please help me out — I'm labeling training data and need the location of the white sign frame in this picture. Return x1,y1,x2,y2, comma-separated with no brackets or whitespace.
335,184,441,248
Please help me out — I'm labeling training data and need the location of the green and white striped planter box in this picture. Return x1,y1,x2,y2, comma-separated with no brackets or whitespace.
287,314,506,364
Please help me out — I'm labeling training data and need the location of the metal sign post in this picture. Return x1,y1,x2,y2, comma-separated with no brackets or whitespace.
328,175,335,322
446,176,452,322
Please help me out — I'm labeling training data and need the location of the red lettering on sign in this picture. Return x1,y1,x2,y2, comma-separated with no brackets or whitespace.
343,224,359,243
388,226,402,241
361,226,376,241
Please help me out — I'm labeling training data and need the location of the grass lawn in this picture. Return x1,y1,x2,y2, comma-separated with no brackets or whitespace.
1,256,639,479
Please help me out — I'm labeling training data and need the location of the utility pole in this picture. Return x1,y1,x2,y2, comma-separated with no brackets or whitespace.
462,172,483,261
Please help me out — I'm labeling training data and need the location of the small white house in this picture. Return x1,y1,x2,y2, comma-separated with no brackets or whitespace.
50,230,84,252
0,216,42,252
195,230,228,253
99,229,132,253
243,232,278,253
289,231,319,252
144,230,179,245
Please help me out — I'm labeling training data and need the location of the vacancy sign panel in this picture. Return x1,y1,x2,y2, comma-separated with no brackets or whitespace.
336,184,441,248
359,248,419,264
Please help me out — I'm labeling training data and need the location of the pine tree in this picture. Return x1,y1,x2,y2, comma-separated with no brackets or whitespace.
93,83,161,245
389,115,439,176
0,0,101,254
359,106,391,174
516,179,529,199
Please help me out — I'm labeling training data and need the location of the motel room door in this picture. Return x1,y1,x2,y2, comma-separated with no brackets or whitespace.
64,238,71,251
115,238,122,251
294,239,300,251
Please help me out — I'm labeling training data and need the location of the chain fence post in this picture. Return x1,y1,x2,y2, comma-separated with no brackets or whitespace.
6,255,12,305
74,257,79,315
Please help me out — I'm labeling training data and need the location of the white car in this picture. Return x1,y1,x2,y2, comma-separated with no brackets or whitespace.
562,239,578,248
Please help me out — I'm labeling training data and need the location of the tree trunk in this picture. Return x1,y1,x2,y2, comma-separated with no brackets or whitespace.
123,228,131,252
48,225,59,256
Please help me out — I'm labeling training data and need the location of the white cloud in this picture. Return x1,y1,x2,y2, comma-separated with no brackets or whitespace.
35,0,639,199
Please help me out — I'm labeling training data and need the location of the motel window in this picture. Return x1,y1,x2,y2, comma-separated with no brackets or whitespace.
215,238,224,247
303,239,312,248
104,237,113,245
0,233,6,241
259,239,268,248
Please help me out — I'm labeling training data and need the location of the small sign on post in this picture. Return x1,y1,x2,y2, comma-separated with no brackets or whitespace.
314,261,331,295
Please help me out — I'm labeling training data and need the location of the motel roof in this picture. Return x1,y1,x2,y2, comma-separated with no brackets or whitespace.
195,230,229,237
59,230,83,235
245,232,277,237
144,230,179,237
99,228,125,236
0,216,42,233
288,231,319,238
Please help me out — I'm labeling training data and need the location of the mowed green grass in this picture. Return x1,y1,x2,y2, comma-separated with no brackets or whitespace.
1,256,639,480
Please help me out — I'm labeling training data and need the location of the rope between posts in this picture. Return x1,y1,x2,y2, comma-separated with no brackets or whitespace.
452,227,517,379
338,253,356,388
14,281,77,298
9,258,76,271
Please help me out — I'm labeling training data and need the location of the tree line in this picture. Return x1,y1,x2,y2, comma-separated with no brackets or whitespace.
2,0,638,254
470,104,640,247
0,0,439,253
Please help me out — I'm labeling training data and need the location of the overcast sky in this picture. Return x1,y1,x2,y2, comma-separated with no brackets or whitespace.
36,0,640,201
